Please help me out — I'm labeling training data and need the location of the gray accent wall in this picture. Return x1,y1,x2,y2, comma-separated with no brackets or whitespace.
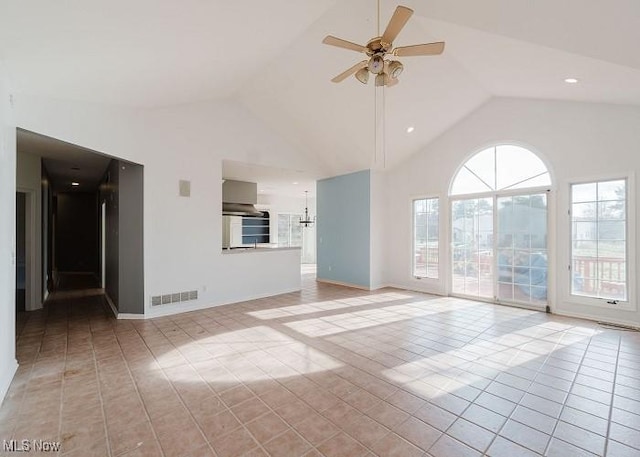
100,159,144,315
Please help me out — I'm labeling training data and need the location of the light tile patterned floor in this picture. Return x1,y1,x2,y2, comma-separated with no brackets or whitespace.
1,273,640,456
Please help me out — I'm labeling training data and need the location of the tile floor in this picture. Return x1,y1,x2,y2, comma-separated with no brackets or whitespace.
1,272,640,456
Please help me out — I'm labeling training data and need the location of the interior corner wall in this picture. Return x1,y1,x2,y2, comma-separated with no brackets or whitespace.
385,97,640,327
117,161,144,315
100,160,144,315
101,160,120,310
16,150,43,310
317,170,371,288
369,170,386,290
0,64,18,402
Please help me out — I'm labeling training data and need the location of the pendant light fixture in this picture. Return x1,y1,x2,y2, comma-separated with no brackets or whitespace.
299,191,315,228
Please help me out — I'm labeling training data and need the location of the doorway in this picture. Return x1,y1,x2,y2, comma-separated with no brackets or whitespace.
15,192,26,312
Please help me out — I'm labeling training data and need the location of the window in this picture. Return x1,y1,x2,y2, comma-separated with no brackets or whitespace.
413,198,439,279
571,179,627,302
450,144,551,306
278,214,303,247
451,145,551,196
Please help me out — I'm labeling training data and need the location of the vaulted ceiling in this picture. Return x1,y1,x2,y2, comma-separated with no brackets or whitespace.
3,0,640,177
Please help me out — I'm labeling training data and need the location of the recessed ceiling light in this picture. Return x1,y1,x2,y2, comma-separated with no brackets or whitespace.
406,126,415,133
293,182,299,185
564,78,579,84
71,182,80,186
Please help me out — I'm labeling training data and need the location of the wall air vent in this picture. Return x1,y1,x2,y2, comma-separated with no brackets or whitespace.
151,290,200,306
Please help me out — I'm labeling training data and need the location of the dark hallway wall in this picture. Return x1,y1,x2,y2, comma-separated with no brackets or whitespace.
99,160,144,315
16,192,25,311
55,192,98,273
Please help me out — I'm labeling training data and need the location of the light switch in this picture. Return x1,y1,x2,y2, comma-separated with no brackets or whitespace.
179,180,191,197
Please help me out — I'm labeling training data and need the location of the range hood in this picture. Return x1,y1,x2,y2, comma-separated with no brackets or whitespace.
222,180,262,216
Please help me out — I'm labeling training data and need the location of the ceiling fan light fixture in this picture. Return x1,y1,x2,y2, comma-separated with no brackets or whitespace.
368,55,385,74
355,67,369,84
375,73,389,87
388,60,404,78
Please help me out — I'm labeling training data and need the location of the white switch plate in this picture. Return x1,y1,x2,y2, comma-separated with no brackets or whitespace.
179,180,191,197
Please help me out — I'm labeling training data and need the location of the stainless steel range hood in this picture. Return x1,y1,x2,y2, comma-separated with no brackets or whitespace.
222,180,262,216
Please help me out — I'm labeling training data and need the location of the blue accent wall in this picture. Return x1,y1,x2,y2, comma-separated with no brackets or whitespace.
317,170,370,288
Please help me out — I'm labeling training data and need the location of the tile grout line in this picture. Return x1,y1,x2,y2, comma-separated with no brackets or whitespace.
56,302,69,455
488,324,586,455
541,330,599,456
602,333,622,457
91,300,115,457
159,311,394,457
432,318,569,455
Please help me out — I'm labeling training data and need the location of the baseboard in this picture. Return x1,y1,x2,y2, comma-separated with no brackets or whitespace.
384,282,447,297
316,278,372,290
104,293,119,319
0,359,18,405
553,308,640,330
117,313,145,320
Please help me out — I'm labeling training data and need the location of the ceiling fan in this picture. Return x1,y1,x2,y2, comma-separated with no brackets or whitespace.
322,5,445,87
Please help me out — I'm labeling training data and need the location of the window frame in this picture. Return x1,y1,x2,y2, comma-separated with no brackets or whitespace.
412,196,440,280
567,175,636,311
277,213,303,248
450,144,552,197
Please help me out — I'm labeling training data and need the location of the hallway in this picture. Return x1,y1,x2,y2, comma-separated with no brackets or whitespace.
2,279,640,456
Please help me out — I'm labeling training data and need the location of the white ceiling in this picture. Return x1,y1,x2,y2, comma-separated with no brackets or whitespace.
4,0,640,181
223,160,316,199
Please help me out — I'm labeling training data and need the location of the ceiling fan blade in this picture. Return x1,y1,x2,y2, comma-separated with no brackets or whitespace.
393,41,445,57
331,60,367,83
322,35,367,53
381,6,414,45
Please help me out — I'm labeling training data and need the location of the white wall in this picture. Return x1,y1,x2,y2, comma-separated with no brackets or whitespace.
370,169,387,290
0,63,18,402
16,150,42,310
15,95,318,316
385,97,640,327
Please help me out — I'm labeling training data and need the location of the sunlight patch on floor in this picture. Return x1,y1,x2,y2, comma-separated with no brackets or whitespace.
283,297,481,337
246,292,412,320
383,321,597,400
152,325,343,384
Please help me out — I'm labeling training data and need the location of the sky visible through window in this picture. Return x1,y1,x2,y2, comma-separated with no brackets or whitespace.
451,145,551,196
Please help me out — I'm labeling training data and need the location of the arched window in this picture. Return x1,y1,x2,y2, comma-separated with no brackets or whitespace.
449,144,552,307
451,145,551,196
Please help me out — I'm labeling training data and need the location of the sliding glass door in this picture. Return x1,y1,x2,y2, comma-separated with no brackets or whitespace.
451,192,548,307
496,193,548,305
451,198,494,298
